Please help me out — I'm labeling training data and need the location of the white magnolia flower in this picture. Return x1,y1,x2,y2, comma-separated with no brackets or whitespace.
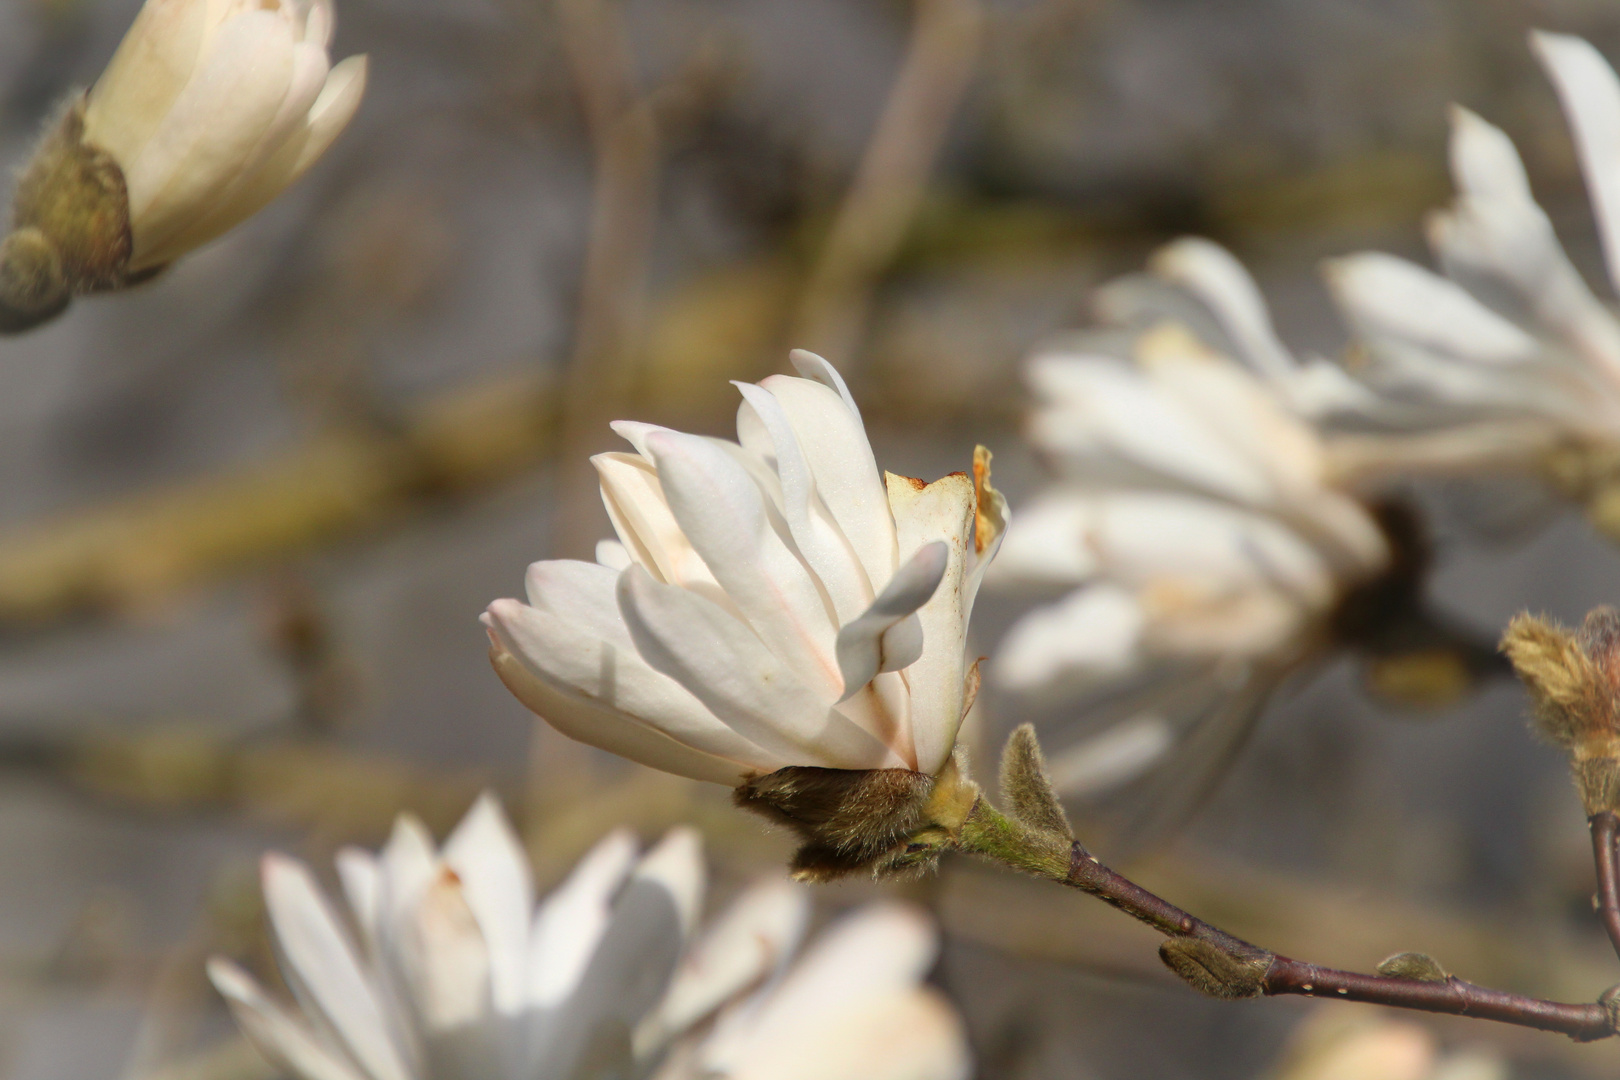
85,0,367,272
1323,32,1620,490
209,794,971,1080
483,351,1007,784
990,242,1390,816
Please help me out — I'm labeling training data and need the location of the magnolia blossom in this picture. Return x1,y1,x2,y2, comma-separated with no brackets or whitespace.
990,240,1390,805
483,351,1006,783
1324,32,1620,488
209,794,970,1080
83,0,367,271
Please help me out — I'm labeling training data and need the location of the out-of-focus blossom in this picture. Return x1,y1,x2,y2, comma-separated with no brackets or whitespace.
483,350,1006,785
1,0,366,331
1324,32,1620,534
208,794,970,1080
989,239,1393,832
1264,1012,1507,1080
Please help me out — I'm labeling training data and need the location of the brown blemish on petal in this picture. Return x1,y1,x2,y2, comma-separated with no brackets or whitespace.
904,476,927,491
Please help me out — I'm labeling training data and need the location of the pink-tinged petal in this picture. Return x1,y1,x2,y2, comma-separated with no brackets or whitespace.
207,958,370,1080
1149,238,1298,382
757,374,896,594
735,382,872,625
1535,32,1620,297
885,473,976,776
261,854,415,1080
441,794,533,1017
834,541,947,701
992,585,1145,697
485,634,757,785
484,598,778,770
637,878,810,1055
642,430,843,698
617,568,904,769
122,11,298,260
84,0,209,168
528,829,639,1009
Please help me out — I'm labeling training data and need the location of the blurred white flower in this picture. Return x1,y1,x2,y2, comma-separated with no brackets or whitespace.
483,350,1006,783
209,794,970,1080
989,241,1390,822
85,0,368,272
1324,32,1620,490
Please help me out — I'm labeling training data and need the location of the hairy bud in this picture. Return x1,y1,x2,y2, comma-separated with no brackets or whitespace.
734,753,980,882
1375,952,1449,982
1159,937,1270,1000
998,724,1073,840
1502,609,1620,814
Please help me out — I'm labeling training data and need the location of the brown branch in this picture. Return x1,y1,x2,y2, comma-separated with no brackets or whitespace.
956,798,1617,1042
1593,812,1620,967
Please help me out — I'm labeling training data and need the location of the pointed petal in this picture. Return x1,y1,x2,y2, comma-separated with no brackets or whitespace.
1325,252,1540,364
993,585,1146,696
528,829,639,1009
442,794,533,1016
642,430,842,698
261,854,414,1080
485,598,779,771
397,867,492,1033
1150,237,1298,381
834,541,947,701
788,349,863,421
616,568,903,770
756,375,897,595
208,958,370,1080
1534,32,1620,294
885,473,977,775
593,452,727,606
485,636,756,785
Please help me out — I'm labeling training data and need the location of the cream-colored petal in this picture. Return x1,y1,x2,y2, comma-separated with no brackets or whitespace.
208,958,371,1080
1534,32,1620,296
1151,237,1298,382
992,585,1145,696
84,0,210,168
834,541,947,701
885,472,976,775
441,794,532,1018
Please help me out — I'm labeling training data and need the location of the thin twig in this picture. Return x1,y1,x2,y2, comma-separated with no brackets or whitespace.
790,0,984,367
1593,812,1620,967
957,799,1617,1041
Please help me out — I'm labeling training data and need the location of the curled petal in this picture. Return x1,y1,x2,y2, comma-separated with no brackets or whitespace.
834,540,948,701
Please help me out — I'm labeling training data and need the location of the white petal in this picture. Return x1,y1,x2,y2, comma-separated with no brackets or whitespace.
596,539,631,570
616,568,903,770
528,829,639,1009
637,878,810,1055
1045,715,1176,796
735,381,872,625
594,452,732,610
1535,32,1620,294
885,473,977,775
643,430,842,698
441,794,533,1017
1027,354,1273,503
84,0,210,168
485,635,756,785
261,854,414,1080
335,847,382,956
1325,252,1539,365
988,493,1099,585
123,11,298,260
485,598,779,770
208,958,369,1080
720,989,970,1080
993,585,1146,696
1150,237,1297,381
755,375,897,595
834,541,947,701
397,867,492,1033
788,349,863,421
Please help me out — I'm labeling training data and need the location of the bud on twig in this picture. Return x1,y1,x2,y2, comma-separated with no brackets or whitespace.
1376,952,1450,982
999,724,1073,841
1501,609,1620,815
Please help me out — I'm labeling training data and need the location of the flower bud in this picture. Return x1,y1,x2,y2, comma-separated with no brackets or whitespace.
1501,608,1620,814
1,0,367,333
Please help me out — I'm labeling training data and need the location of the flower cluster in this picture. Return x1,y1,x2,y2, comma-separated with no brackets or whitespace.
1,0,366,331
210,794,971,1080
987,239,1391,819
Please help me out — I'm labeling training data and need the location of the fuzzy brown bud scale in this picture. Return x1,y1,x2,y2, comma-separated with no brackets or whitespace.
734,753,980,882
1502,608,1620,814
1,97,148,334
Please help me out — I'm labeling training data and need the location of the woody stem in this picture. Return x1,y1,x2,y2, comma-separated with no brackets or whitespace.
955,797,1616,1041
1591,812,1620,966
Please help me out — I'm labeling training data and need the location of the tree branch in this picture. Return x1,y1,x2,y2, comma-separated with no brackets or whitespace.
1592,811,1620,966
956,797,1617,1042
